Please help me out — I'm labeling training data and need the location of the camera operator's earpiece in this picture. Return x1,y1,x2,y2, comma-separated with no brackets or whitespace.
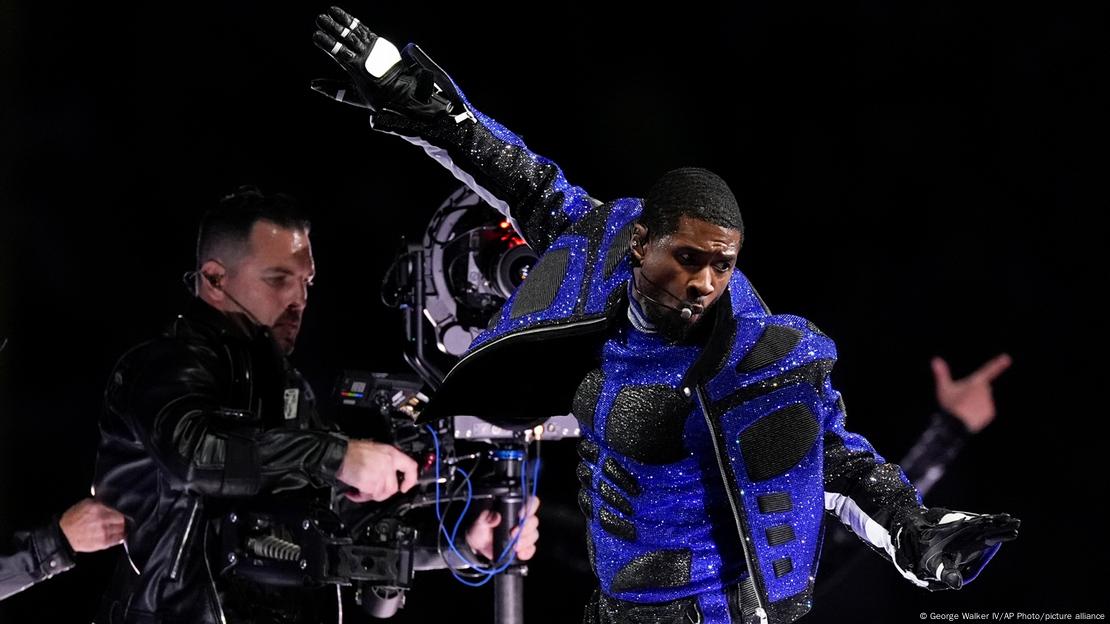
194,268,264,327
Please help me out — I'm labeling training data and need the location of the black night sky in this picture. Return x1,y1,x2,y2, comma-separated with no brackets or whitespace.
0,1,1101,622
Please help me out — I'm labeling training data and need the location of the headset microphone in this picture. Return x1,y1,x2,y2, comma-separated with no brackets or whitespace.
183,269,265,328
634,272,697,320
631,237,697,320
635,288,694,320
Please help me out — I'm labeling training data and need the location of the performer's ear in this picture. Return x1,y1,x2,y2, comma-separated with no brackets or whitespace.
630,223,649,267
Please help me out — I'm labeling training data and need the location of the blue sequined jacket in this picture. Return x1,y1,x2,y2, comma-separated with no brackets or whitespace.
376,73,998,624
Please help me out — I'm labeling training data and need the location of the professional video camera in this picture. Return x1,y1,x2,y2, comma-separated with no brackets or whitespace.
380,186,538,389
216,188,576,623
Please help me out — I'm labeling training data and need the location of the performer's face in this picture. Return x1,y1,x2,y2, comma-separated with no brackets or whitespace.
206,221,316,354
632,216,741,339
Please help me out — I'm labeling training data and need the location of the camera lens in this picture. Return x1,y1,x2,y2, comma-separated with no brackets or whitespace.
495,245,538,298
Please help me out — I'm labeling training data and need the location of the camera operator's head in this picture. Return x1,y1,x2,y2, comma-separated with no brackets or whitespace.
195,186,314,354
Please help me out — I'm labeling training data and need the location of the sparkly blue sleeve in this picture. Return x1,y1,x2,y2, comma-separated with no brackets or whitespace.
820,376,941,587
371,101,599,254
822,381,923,524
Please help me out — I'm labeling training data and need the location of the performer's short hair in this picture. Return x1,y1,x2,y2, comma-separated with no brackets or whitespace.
196,185,311,269
639,167,743,239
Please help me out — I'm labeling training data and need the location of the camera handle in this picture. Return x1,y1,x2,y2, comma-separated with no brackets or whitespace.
491,443,527,624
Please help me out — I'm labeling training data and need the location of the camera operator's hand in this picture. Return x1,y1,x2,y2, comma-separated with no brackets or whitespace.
59,498,127,553
336,440,419,502
466,496,541,561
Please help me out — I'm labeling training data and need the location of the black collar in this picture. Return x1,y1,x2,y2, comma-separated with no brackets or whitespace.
180,296,268,345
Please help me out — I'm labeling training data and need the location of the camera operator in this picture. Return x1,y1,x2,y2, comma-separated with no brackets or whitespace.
93,187,539,624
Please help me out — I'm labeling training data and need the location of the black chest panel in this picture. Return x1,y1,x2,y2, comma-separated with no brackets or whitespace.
573,365,693,465
603,384,691,465
572,368,606,431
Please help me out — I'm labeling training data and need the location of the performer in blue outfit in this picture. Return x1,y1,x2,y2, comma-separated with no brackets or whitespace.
311,9,1019,623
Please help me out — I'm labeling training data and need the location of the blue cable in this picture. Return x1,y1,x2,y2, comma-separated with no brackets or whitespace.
428,427,506,586
425,424,541,587
426,425,499,584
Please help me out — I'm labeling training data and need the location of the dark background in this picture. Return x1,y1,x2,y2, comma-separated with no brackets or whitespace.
0,1,1101,622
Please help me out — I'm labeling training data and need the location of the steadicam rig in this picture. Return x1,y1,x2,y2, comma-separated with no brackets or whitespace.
217,187,574,623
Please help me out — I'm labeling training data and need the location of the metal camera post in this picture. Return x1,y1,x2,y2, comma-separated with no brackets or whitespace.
490,437,528,624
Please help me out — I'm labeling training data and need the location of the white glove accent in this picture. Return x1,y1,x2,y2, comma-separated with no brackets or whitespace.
938,511,973,524
365,38,402,78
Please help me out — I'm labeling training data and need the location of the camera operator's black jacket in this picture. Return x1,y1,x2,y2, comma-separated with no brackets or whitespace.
93,298,348,624
0,520,75,601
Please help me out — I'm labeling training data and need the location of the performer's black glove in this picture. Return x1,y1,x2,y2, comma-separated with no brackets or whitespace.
894,507,1020,589
311,6,468,121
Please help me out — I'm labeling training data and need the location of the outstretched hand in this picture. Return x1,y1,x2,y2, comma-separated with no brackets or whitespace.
311,6,461,119
897,507,1020,589
312,6,394,109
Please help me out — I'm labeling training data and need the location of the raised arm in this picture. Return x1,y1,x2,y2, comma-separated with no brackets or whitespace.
311,6,600,253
